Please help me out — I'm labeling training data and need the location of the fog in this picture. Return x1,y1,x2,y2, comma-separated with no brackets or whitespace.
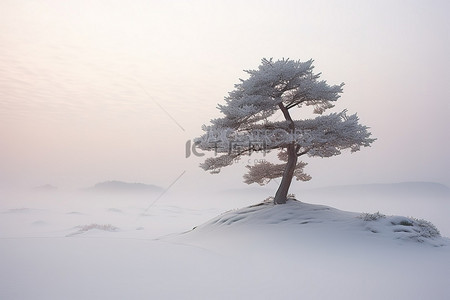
2,4,450,298
1,0,449,193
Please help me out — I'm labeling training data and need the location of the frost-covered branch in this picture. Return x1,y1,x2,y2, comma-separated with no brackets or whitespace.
208,58,343,131
243,161,311,185
195,110,374,159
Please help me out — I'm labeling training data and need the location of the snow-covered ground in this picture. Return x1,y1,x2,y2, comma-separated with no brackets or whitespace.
1,183,449,299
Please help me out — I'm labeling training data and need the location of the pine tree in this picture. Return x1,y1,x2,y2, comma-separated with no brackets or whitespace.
195,58,375,204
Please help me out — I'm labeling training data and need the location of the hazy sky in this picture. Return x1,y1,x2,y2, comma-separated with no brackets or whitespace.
1,0,449,191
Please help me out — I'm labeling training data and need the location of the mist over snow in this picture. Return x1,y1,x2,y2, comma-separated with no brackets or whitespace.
1,181,450,299
82,180,164,194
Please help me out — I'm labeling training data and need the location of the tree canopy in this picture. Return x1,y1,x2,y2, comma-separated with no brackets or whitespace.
195,58,375,204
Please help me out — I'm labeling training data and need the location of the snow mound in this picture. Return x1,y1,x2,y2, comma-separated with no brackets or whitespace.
194,199,354,228
187,199,446,247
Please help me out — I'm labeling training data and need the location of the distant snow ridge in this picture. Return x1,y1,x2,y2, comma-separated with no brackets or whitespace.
190,200,446,247
85,180,163,193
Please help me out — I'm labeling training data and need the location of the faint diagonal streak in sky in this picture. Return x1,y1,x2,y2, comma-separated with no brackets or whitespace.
141,170,187,216
132,79,185,132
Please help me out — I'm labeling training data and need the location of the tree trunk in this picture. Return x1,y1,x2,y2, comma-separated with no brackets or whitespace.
274,102,297,204
273,143,297,204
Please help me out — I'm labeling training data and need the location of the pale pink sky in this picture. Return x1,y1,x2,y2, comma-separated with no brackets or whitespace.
1,0,449,191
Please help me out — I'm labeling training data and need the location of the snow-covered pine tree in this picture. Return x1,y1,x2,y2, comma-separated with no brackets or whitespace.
195,58,375,204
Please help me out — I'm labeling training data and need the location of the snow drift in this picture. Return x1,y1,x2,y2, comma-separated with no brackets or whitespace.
2,190,450,299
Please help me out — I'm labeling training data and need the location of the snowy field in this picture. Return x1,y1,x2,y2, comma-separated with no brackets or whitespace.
1,182,450,299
